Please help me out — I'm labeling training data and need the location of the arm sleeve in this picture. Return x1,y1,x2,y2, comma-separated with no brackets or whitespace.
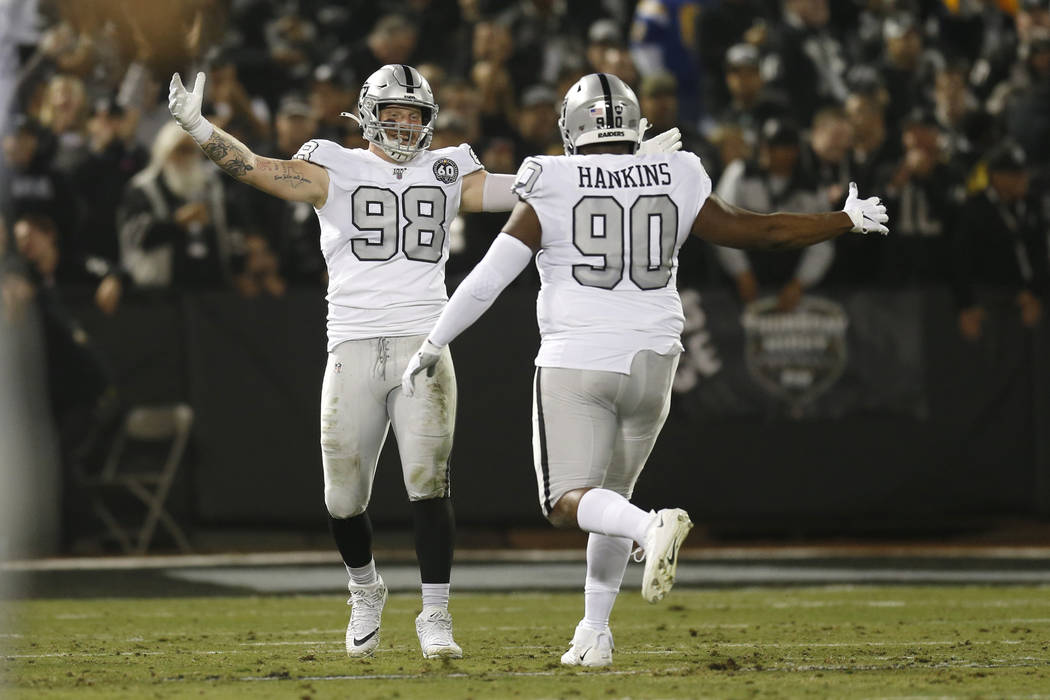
428,233,534,347
481,173,518,212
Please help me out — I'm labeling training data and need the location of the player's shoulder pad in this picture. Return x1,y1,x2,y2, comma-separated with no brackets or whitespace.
675,149,713,190
430,143,484,180
292,139,349,168
511,155,553,200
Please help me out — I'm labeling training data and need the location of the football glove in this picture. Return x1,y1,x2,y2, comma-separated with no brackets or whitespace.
842,181,889,235
401,340,444,397
637,118,682,155
168,72,213,143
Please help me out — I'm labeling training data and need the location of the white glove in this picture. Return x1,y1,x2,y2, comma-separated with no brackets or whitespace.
636,117,682,155
842,181,889,235
401,340,444,397
168,72,213,143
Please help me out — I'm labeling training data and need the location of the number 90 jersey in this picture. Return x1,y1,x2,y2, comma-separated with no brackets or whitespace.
512,151,712,374
295,139,482,350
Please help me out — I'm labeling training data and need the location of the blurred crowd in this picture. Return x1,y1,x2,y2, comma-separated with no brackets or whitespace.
1,0,1049,449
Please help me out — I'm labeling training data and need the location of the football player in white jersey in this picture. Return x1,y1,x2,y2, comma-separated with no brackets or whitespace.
168,64,681,660
402,72,888,667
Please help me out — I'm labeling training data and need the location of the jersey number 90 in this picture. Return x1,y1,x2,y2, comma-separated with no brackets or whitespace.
572,194,678,290
350,186,447,263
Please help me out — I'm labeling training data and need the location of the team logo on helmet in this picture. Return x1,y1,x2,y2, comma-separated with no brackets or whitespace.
433,158,459,184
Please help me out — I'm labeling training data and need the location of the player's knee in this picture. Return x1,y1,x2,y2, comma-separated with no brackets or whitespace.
325,489,367,519
546,500,576,529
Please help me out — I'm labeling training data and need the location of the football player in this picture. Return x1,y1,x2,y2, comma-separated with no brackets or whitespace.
168,64,681,660
402,72,888,667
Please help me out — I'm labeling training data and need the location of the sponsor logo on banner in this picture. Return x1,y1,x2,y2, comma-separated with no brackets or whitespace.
742,296,849,413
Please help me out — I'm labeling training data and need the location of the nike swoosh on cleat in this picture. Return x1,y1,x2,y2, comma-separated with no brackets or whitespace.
353,629,378,646
579,649,589,661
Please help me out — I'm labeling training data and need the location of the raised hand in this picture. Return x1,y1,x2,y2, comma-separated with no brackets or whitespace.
842,182,889,235
168,72,212,142
637,118,682,155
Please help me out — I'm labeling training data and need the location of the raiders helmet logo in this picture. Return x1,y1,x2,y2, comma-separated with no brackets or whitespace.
433,158,459,184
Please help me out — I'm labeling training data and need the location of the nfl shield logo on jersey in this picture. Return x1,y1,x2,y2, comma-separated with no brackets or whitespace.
433,158,459,184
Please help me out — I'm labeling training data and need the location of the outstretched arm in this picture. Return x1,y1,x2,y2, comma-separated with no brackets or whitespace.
401,201,541,396
692,182,888,249
169,72,329,207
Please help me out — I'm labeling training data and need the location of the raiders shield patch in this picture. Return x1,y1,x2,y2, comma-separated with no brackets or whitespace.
433,158,459,184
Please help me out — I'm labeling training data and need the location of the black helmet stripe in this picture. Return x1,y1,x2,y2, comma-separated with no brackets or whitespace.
401,64,415,94
597,73,614,123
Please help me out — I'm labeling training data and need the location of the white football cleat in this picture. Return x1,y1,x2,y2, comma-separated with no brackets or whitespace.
345,575,387,657
415,606,463,658
560,621,614,667
640,508,693,603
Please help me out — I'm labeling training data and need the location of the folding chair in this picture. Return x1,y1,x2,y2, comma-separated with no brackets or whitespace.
80,403,194,554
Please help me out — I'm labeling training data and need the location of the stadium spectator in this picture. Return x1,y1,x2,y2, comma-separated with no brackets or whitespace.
513,85,561,158
881,109,965,287
845,87,898,193
877,12,942,131
72,96,148,267
932,59,988,170
712,43,787,148
1,114,78,243
953,142,1049,340
233,232,286,299
35,73,90,174
10,213,121,461
349,14,420,85
630,0,704,126
203,49,272,148
697,0,774,114
802,105,854,209
308,64,358,144
117,122,237,290
250,94,324,286
712,119,832,311
639,72,722,185
585,19,639,88
763,0,850,126
500,0,581,89
998,28,1050,166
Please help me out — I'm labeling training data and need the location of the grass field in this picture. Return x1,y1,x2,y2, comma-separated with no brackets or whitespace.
4,585,1050,699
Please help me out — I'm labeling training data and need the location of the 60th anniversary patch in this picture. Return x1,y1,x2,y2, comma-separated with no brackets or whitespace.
433,158,459,184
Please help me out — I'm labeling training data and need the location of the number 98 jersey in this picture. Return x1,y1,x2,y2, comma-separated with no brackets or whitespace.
295,139,483,350
512,151,712,374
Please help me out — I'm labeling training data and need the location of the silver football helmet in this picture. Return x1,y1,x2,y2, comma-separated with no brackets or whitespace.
558,73,643,155
342,64,438,162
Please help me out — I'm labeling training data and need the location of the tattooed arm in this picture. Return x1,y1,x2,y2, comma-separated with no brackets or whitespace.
198,126,329,207
169,72,329,207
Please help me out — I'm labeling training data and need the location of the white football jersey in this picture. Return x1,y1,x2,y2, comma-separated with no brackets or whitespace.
512,151,712,373
295,139,483,350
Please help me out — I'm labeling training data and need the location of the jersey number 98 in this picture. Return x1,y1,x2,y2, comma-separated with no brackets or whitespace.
350,186,448,263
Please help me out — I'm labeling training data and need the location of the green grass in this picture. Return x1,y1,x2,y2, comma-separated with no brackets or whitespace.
4,586,1050,698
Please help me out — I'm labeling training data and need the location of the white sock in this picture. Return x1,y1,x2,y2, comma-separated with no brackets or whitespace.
576,488,655,545
347,559,377,586
582,533,632,631
421,583,450,610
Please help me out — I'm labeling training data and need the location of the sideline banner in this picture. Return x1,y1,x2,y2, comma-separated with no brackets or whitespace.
673,289,926,419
